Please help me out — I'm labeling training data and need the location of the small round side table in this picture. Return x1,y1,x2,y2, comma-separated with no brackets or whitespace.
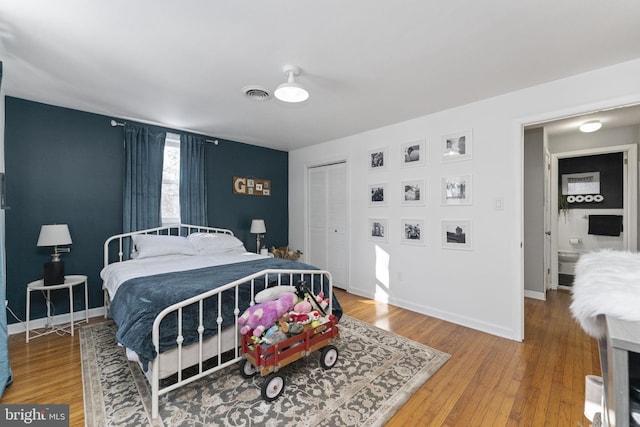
25,275,89,343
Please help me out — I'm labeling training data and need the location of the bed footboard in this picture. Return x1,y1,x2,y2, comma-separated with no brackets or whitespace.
150,269,333,419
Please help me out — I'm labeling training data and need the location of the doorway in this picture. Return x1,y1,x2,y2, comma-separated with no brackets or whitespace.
549,146,637,290
523,104,640,303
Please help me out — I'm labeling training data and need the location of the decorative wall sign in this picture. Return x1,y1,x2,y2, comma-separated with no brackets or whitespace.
233,176,271,196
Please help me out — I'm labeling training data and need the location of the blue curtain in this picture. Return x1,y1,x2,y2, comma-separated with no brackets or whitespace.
123,125,166,240
0,60,12,397
179,134,207,226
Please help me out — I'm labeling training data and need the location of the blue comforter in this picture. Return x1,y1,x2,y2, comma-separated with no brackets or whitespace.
109,258,343,369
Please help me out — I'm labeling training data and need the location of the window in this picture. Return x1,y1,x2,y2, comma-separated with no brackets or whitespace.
161,133,180,225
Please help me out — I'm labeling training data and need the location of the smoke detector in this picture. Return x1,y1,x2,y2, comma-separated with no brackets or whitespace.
242,86,272,101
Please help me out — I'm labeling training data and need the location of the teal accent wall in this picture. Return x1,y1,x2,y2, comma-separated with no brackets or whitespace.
4,97,288,324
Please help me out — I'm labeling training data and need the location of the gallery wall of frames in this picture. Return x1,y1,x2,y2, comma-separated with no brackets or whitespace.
367,129,474,250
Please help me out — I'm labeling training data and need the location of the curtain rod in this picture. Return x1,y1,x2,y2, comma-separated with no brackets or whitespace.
110,119,219,145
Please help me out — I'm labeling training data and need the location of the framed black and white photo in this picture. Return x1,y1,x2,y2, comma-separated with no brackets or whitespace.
400,139,425,168
400,218,425,245
368,183,388,206
400,179,425,206
441,175,472,205
368,218,388,242
441,220,472,250
368,147,388,172
441,130,472,163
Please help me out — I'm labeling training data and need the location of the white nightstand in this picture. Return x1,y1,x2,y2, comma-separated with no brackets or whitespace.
25,275,89,343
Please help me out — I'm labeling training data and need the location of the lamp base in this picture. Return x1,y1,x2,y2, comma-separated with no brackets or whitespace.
44,261,65,285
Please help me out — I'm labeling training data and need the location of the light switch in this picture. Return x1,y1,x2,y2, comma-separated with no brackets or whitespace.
494,198,504,210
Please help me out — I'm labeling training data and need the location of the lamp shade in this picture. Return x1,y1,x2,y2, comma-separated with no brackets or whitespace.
274,64,309,103
37,224,72,247
250,219,266,234
274,82,309,103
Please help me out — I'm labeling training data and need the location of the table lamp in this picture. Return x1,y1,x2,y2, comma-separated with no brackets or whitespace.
250,219,266,253
37,224,72,285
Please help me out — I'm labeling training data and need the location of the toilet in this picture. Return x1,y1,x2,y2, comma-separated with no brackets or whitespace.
558,250,580,286
558,250,580,264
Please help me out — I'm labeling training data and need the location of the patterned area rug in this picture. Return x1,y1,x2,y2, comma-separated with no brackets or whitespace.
80,316,450,427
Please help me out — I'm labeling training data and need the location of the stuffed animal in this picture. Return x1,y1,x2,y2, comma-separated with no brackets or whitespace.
261,324,288,346
312,291,329,311
238,292,297,337
289,296,323,325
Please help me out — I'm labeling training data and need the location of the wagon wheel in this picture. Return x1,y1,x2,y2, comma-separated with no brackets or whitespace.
320,345,339,370
261,373,286,401
239,359,257,378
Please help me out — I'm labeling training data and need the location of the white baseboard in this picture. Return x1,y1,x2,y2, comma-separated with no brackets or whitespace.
346,286,518,341
8,306,106,336
524,290,546,301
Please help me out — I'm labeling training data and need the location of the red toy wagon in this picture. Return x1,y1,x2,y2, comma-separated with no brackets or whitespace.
239,316,340,401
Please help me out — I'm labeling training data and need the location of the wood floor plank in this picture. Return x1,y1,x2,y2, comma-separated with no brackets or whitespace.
1,289,598,426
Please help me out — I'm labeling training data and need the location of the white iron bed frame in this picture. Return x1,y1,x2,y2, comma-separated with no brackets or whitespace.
102,224,334,418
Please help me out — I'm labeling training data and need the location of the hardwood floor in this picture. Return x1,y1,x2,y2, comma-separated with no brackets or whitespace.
1,289,599,426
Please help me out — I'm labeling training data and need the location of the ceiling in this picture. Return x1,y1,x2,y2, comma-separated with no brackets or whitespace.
537,103,640,137
1,1,640,151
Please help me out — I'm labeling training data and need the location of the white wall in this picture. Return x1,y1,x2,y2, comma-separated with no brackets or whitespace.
289,58,640,341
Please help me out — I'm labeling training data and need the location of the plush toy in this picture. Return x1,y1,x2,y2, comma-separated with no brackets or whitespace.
254,285,297,304
312,291,329,311
261,324,288,346
287,322,304,334
293,299,312,314
238,292,297,337
289,295,312,324
289,298,324,325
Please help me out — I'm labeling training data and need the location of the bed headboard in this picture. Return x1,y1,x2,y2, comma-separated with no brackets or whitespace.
103,224,234,267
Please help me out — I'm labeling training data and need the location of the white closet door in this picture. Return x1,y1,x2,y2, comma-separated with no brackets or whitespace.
308,168,328,270
326,163,348,288
307,162,348,289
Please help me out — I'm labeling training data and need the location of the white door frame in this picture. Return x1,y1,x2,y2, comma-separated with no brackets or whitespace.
304,159,350,291
548,144,637,289
543,147,551,294
518,97,640,341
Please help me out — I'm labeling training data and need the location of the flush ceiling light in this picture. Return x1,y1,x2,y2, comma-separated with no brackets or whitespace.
274,65,309,103
579,120,602,133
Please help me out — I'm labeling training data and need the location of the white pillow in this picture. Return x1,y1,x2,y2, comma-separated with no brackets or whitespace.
131,234,196,259
187,232,246,255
